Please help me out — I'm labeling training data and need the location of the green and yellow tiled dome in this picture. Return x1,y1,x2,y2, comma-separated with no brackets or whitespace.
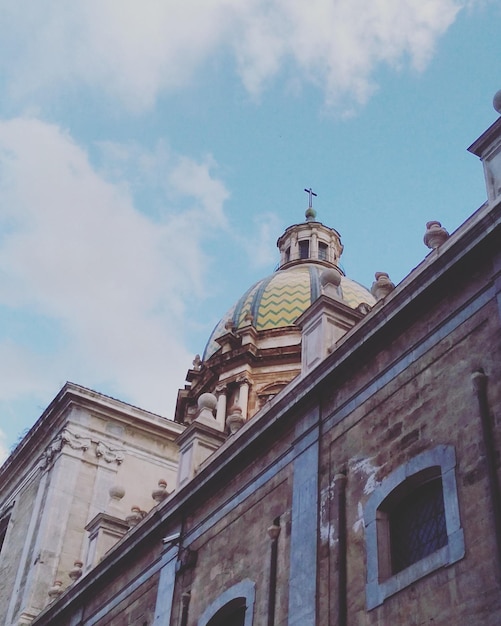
203,263,375,360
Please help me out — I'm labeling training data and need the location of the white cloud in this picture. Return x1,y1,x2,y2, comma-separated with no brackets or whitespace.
0,0,464,111
0,117,230,415
238,213,283,270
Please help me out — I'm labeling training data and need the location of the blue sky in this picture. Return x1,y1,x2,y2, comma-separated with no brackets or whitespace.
0,0,500,461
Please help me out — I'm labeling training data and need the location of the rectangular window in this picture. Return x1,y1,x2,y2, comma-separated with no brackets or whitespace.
299,240,309,259
318,242,328,261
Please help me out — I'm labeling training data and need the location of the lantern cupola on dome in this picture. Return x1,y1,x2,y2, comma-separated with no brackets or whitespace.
175,196,375,428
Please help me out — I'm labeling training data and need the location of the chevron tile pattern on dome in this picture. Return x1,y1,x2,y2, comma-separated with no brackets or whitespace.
339,277,376,308
254,266,312,330
203,263,375,360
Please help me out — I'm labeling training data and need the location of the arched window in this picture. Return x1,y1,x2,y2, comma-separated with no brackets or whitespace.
364,445,464,609
198,580,255,626
206,598,246,626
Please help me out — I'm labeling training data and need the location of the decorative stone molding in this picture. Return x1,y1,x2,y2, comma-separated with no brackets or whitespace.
17,608,39,625
320,267,342,299
494,89,501,114
356,302,372,315
85,513,130,570
236,374,253,386
226,406,245,434
196,393,218,425
41,437,63,468
95,441,124,465
186,404,198,423
152,479,169,503
109,484,125,500
125,506,147,528
41,429,124,468
371,272,395,300
69,560,83,583
47,580,64,603
108,484,125,515
61,429,91,451
424,221,449,249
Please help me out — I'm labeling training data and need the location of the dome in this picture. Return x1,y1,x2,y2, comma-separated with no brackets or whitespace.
203,263,375,360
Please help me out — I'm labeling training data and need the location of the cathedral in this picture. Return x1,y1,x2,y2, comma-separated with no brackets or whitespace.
1,95,501,626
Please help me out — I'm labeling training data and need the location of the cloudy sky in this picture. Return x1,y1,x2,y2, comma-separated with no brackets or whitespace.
0,0,499,462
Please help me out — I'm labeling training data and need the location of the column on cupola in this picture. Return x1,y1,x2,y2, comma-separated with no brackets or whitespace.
280,243,288,266
215,384,228,431
291,233,299,262
310,229,318,261
328,235,335,263
237,376,251,420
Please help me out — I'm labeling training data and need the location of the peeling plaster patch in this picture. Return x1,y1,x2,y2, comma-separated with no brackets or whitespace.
320,480,340,546
319,484,333,544
349,457,382,534
353,501,364,534
349,456,382,495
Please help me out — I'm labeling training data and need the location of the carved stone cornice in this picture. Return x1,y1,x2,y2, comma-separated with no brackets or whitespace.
61,429,91,452
236,375,253,386
95,441,124,465
215,383,228,395
41,430,125,468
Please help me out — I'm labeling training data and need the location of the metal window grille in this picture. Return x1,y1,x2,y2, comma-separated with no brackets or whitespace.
318,242,328,260
299,240,309,259
390,478,447,574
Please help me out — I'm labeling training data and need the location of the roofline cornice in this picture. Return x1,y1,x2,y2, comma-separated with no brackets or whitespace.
0,382,184,481
33,197,501,624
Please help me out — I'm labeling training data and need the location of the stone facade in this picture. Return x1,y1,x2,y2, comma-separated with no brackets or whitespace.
0,383,183,625
32,203,501,624
2,106,501,626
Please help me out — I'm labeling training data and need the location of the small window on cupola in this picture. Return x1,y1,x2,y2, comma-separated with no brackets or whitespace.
318,242,328,261
299,240,309,259
285,247,290,262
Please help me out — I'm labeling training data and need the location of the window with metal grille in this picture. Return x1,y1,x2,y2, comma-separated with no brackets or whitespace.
364,446,465,610
318,242,328,260
389,478,447,573
299,240,309,259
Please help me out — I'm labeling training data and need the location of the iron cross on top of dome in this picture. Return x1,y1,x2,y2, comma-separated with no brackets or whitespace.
304,187,317,221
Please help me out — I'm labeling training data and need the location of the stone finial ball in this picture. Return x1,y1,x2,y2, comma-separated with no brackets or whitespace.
198,392,217,411
320,268,341,288
494,90,501,115
109,484,125,499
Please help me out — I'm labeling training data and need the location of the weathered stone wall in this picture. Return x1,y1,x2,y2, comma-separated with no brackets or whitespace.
0,474,41,624
30,214,501,626
317,251,501,625
173,418,296,626
0,390,183,626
